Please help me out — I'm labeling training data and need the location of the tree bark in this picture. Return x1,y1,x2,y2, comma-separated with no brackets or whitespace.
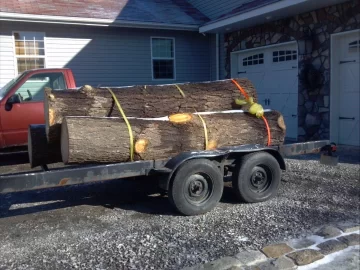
28,124,62,168
45,79,257,143
61,111,286,164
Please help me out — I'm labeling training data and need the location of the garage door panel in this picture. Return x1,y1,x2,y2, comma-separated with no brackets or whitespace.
267,68,298,94
339,119,359,146
337,31,360,146
269,93,297,115
236,43,298,140
283,116,297,139
240,72,266,94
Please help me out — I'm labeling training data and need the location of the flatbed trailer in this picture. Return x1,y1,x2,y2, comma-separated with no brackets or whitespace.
0,140,336,216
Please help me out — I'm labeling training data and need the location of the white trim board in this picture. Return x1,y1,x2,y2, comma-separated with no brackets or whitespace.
330,29,360,145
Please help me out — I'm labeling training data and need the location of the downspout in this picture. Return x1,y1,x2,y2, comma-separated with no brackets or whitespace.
216,34,219,80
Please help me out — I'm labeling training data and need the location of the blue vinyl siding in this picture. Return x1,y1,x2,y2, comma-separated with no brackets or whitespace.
0,21,212,88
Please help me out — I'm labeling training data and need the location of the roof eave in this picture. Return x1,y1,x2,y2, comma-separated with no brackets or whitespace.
0,12,200,31
199,0,349,33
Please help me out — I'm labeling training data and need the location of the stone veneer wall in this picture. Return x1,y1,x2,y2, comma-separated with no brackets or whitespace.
224,0,360,142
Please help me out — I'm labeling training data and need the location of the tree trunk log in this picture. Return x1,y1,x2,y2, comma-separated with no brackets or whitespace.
61,111,286,164
46,79,257,143
28,124,62,168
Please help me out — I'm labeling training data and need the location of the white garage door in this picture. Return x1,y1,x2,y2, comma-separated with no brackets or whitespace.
235,43,298,140
337,31,360,146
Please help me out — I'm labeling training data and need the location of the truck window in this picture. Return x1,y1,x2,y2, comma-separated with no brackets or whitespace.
15,72,66,102
52,74,66,90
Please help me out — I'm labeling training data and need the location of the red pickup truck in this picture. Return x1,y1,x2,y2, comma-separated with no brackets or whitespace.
0,68,76,149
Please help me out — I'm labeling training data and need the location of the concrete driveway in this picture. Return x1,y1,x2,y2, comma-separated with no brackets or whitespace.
0,155,359,269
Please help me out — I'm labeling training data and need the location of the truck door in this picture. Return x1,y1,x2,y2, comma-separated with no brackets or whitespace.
0,72,66,147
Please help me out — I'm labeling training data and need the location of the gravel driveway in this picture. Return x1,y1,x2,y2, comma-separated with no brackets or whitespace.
0,157,359,270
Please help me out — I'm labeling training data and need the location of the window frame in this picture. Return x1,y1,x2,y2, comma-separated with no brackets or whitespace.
12,31,47,76
272,50,297,63
242,53,264,66
150,37,176,81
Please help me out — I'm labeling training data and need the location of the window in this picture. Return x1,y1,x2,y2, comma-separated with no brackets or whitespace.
349,40,360,53
273,50,297,62
243,53,264,66
15,72,65,102
151,38,175,79
14,32,45,73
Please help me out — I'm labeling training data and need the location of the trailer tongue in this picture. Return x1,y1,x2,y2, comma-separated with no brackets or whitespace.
0,140,337,215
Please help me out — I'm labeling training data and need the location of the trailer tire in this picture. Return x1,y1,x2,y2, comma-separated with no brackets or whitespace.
168,159,223,216
232,152,281,203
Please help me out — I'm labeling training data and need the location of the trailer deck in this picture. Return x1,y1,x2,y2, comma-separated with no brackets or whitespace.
0,140,334,194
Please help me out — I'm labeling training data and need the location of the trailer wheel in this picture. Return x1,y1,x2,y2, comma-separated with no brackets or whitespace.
232,152,281,203
168,159,223,216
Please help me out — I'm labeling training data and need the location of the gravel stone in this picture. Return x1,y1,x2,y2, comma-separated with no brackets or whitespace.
183,257,241,270
317,239,348,255
234,250,267,265
286,249,324,266
262,243,293,258
315,226,342,239
337,234,360,246
336,221,360,233
0,158,359,269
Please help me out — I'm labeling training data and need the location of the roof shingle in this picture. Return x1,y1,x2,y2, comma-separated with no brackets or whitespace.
215,0,282,21
0,0,209,25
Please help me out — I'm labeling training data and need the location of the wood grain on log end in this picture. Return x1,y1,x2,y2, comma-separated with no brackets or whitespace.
169,113,193,124
277,115,286,131
28,124,62,168
82,85,93,91
49,108,56,126
135,139,149,154
207,140,217,150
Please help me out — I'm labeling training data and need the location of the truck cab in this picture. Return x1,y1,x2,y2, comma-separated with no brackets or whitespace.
0,68,76,149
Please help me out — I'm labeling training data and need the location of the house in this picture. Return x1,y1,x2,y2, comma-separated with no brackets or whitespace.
0,0,359,146
0,0,216,87
193,0,360,146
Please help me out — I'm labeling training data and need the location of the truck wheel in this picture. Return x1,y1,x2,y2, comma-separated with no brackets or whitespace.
232,152,281,203
168,159,223,216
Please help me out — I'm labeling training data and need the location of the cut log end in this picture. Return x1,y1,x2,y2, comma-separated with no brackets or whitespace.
61,120,69,164
28,124,62,168
135,139,149,154
277,115,286,131
169,113,193,124
49,108,56,126
207,140,217,150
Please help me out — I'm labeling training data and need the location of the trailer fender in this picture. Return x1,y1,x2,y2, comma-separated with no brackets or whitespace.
158,145,285,191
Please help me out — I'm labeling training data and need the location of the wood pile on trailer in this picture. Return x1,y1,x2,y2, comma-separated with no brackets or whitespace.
28,79,286,167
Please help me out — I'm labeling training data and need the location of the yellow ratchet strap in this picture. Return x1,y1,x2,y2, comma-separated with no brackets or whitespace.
174,84,186,98
107,88,134,161
196,113,209,150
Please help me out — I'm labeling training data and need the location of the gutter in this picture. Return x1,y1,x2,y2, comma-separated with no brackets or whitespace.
0,12,200,31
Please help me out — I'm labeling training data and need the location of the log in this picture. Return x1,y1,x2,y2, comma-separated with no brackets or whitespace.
61,110,286,164
28,124,62,168
45,79,258,143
